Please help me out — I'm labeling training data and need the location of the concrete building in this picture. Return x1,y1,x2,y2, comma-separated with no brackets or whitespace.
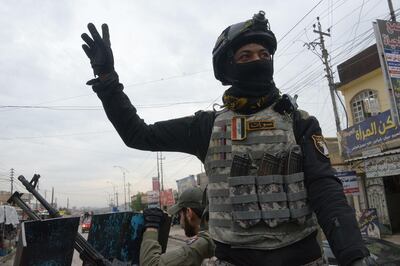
337,43,400,234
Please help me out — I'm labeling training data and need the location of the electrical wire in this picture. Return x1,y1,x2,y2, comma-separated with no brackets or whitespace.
277,0,325,44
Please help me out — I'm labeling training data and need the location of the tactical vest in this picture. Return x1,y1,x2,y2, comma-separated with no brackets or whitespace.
204,106,318,249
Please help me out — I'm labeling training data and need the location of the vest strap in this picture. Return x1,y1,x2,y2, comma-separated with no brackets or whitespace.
228,176,255,186
207,160,232,169
208,188,230,197
211,131,231,139
230,194,258,204
233,210,261,220
208,146,232,154
283,172,305,184
232,150,264,160
208,174,229,184
287,191,308,202
209,218,231,228
258,193,287,202
261,209,291,219
209,204,232,212
234,135,287,145
256,175,284,185
214,119,231,127
290,206,311,218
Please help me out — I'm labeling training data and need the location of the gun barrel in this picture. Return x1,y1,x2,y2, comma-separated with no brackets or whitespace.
18,175,60,217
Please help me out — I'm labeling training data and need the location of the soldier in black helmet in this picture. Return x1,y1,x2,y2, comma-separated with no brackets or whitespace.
81,11,373,266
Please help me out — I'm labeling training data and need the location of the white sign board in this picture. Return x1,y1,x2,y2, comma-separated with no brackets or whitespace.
335,171,360,195
146,190,160,204
365,153,400,178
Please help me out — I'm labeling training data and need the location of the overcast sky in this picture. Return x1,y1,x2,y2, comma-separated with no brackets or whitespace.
0,0,393,208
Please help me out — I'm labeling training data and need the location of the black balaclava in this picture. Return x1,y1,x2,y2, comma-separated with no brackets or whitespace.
224,41,277,98
221,41,280,114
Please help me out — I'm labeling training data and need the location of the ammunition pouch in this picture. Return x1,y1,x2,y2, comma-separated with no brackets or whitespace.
229,175,261,229
228,145,311,229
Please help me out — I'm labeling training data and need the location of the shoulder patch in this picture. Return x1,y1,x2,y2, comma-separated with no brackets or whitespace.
311,135,329,158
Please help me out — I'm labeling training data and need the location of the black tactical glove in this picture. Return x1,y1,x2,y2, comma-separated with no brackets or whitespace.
143,208,164,229
81,23,114,77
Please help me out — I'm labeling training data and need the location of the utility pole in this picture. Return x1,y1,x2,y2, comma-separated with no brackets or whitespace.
67,197,69,210
157,152,166,208
309,17,342,132
127,182,131,210
159,152,165,192
51,187,54,207
10,168,14,194
387,0,396,22
113,166,128,211
157,152,161,207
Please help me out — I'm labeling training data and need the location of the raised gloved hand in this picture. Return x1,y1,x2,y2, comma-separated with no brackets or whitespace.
81,23,114,77
143,208,164,229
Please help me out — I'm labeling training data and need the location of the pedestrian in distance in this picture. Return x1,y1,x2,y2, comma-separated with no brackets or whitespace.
81,10,375,266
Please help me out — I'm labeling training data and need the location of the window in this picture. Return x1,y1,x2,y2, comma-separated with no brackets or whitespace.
350,90,380,124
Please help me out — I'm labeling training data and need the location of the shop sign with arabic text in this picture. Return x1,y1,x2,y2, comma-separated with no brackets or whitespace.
340,110,400,157
365,153,400,178
376,19,400,121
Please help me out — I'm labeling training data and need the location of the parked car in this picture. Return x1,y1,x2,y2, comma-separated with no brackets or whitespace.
322,237,400,265
81,216,92,233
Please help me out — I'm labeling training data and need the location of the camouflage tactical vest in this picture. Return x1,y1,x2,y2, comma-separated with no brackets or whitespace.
204,106,318,249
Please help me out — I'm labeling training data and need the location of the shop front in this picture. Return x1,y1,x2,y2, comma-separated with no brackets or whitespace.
364,152,400,234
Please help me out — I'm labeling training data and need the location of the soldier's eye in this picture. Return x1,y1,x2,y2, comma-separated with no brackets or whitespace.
260,52,270,59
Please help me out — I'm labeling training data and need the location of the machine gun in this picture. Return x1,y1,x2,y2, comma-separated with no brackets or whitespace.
8,174,114,266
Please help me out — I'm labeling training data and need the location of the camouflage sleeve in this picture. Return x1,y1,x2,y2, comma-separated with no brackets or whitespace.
140,230,162,266
140,230,215,266
159,232,215,266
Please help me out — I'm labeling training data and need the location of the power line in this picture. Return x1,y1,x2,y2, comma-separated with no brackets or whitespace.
0,100,214,111
277,0,325,43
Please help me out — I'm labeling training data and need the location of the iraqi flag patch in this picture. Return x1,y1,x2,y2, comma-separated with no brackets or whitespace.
231,117,247,140
312,135,330,158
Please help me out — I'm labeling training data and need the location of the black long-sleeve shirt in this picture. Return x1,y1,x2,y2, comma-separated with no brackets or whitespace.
92,72,368,266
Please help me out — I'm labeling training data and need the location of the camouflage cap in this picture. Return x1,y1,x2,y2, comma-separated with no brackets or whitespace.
168,187,204,215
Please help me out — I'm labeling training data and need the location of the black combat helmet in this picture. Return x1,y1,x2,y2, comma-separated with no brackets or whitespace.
212,11,277,85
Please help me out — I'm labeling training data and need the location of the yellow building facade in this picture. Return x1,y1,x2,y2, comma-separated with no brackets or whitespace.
337,44,400,235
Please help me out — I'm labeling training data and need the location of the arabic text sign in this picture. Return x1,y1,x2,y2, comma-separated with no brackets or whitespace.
335,171,359,195
340,110,400,156
377,20,400,119
365,153,400,178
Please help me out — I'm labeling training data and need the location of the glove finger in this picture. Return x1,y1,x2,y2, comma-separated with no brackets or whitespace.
87,23,103,43
102,24,111,46
82,44,92,58
81,33,95,48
